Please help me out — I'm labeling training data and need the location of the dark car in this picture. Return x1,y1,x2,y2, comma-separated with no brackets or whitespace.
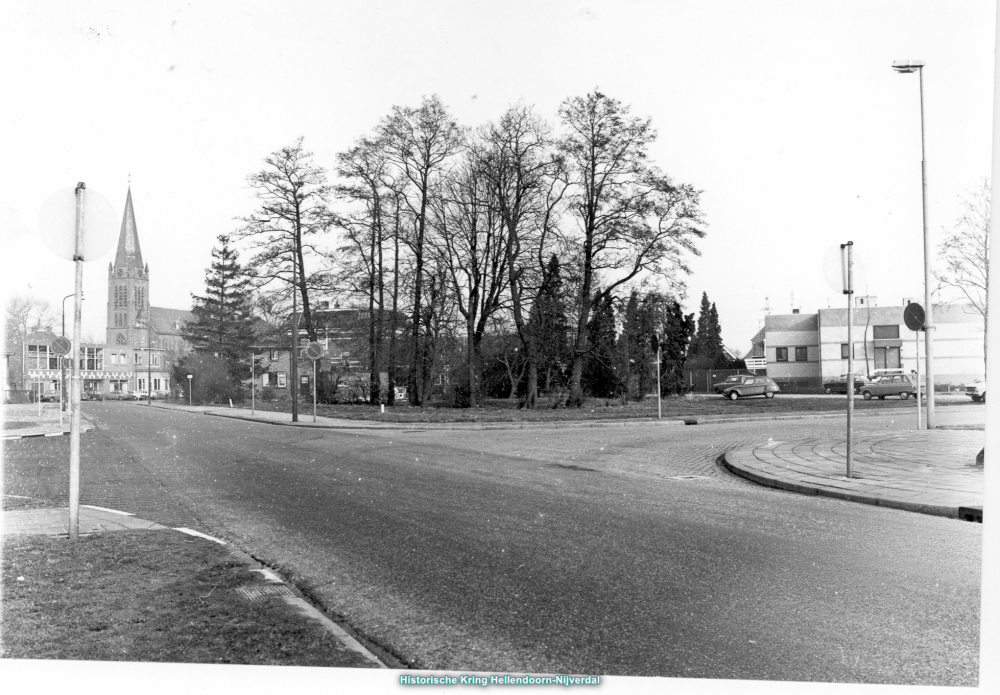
39,392,60,403
81,391,104,401
721,376,780,400
823,373,864,394
860,375,915,400
712,375,756,393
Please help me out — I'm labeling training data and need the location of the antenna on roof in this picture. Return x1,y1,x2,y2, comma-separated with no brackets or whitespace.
763,295,770,315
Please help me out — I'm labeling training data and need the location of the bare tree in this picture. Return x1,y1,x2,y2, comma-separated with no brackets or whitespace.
335,136,394,403
378,96,463,404
937,178,990,373
480,104,567,409
431,143,511,407
234,137,334,342
557,91,706,406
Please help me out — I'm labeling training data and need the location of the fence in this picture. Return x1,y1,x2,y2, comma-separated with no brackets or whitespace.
682,368,763,394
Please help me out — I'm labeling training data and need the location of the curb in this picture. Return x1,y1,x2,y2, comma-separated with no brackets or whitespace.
721,450,967,520
3,426,95,441
139,400,967,432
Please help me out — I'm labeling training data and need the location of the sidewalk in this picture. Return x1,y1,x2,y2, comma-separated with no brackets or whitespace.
1,403,95,440
723,430,984,521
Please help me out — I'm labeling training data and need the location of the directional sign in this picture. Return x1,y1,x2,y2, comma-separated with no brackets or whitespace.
304,341,324,360
50,336,72,356
903,302,925,332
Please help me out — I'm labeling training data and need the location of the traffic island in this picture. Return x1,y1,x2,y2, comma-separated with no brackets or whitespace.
722,430,984,521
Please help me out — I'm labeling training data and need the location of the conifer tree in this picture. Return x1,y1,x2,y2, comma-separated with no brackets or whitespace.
660,299,696,394
526,255,572,394
581,291,621,399
183,235,257,383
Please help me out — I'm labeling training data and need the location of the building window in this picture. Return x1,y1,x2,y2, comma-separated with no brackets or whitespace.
269,349,278,361
794,347,808,362
775,347,788,362
79,347,103,370
873,325,900,340
28,345,46,370
841,344,850,359
151,352,159,366
116,333,126,345
134,353,142,365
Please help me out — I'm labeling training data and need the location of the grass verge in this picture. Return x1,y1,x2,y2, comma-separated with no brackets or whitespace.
215,394,976,424
1,530,377,668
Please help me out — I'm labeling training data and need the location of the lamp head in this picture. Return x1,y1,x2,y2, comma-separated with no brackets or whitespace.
892,60,925,73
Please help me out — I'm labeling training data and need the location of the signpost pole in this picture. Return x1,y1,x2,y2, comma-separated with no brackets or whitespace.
844,242,854,480
69,183,85,540
916,329,921,430
251,352,255,415
656,342,662,420
313,359,317,423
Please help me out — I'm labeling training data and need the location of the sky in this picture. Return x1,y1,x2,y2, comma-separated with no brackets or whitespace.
1,1,994,352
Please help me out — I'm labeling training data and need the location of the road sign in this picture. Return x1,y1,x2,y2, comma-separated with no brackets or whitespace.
903,302,925,332
823,245,867,294
50,337,71,356
39,187,118,262
304,341,324,360
650,334,660,353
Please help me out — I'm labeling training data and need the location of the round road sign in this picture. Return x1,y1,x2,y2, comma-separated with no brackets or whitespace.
50,336,72,356
39,186,118,262
304,341,324,360
903,302,925,332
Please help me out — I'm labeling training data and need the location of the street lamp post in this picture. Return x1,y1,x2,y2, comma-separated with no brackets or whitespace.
892,59,935,429
187,374,193,407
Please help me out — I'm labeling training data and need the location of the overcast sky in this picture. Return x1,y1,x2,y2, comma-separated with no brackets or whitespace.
2,0,994,352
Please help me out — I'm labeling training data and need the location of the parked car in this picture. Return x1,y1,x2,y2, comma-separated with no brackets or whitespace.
823,374,864,394
39,392,60,402
712,375,756,393
721,376,780,400
117,390,139,401
965,381,987,403
860,374,915,400
80,391,104,401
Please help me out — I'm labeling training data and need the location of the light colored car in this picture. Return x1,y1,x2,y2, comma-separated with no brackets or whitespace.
722,376,780,400
965,381,986,403
861,375,915,400
713,375,756,393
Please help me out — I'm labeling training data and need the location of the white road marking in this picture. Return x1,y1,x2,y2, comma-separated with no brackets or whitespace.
81,505,135,516
173,527,227,545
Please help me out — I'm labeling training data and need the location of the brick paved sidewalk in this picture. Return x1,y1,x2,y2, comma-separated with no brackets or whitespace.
2,404,95,440
1,505,170,535
723,430,984,520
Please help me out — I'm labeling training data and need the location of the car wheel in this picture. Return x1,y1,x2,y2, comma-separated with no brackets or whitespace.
878,395,885,400
764,391,774,399
899,391,910,400
863,391,872,400
825,387,832,394
982,393,986,403
971,395,981,402
728,391,739,401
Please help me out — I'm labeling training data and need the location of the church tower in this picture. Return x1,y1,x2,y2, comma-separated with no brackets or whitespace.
106,188,151,348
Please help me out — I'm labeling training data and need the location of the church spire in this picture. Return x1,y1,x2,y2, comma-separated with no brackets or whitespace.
113,187,144,270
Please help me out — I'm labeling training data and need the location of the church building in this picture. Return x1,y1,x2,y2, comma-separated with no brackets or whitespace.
12,188,194,399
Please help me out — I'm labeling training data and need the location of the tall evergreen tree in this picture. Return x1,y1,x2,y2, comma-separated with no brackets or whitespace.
526,255,572,395
581,291,621,399
687,291,726,369
183,235,257,382
660,299,696,394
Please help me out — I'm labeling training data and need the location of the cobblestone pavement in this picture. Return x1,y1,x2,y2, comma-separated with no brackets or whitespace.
724,429,984,519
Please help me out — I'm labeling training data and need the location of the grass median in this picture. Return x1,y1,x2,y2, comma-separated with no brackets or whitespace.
215,394,977,424
1,529,377,668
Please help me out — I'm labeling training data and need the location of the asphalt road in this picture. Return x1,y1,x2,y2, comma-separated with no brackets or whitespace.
4,403,983,684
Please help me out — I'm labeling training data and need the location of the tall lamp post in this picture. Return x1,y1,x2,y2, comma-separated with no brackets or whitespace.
61,292,82,411
135,319,156,406
892,59,935,429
